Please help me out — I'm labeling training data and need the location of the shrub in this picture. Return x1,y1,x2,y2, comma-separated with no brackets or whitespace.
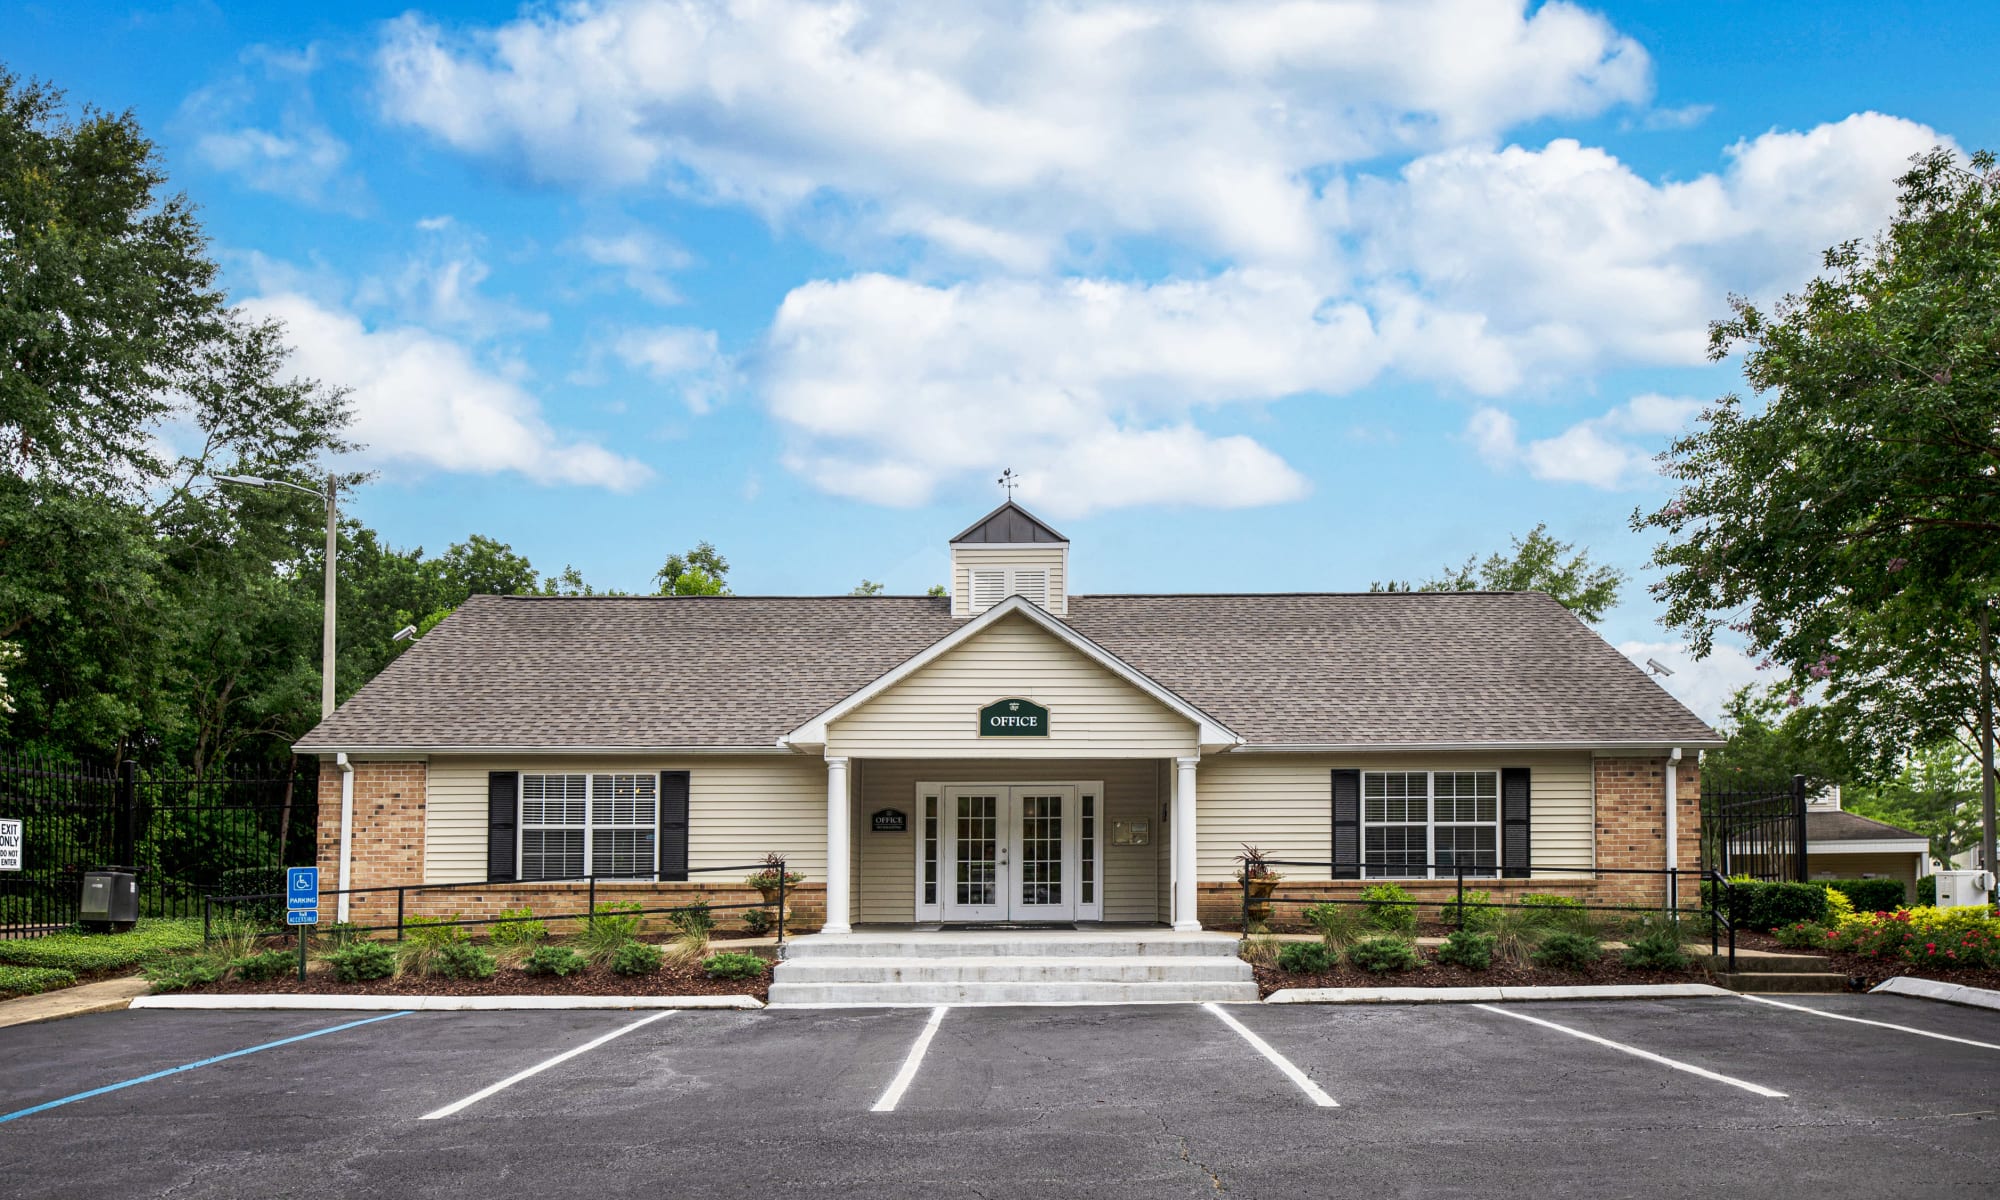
1775,920,1828,949
489,906,546,947
0,964,80,998
1301,903,1367,950
745,852,806,893
141,959,223,994
523,944,587,977
702,951,768,980
1436,930,1495,970
0,918,206,973
1917,875,1937,906
1440,889,1500,932
1486,906,1545,966
1347,935,1421,973
434,942,497,980
741,908,773,936
1238,935,1283,967
1276,941,1337,973
229,949,297,983
1358,884,1417,932
1720,880,1829,931
398,915,471,976
326,941,397,983
1520,894,1587,929
1822,888,1855,924
666,898,715,963
1532,930,1602,970
1823,878,1908,914
575,902,643,965
611,941,665,976
1904,925,2000,970
1619,917,1690,971
317,922,365,948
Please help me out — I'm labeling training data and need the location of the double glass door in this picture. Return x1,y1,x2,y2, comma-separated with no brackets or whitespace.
942,785,1080,921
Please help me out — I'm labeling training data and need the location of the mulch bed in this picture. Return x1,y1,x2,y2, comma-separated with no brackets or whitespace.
1734,928,2000,993
185,959,769,1002
1251,955,1710,997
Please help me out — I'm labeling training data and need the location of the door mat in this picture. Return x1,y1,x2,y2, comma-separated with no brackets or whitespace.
938,923,1078,932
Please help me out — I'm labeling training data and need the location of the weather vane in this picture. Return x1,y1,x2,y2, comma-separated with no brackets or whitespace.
998,468,1019,500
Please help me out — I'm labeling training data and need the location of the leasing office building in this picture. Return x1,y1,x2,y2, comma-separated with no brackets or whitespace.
298,503,1720,932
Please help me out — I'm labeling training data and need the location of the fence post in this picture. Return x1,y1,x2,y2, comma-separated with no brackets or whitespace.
776,863,786,948
395,887,405,941
588,875,597,933
114,760,138,867
1239,872,1250,936
1454,862,1466,930
203,896,212,948
1791,774,1810,883
1708,872,1719,957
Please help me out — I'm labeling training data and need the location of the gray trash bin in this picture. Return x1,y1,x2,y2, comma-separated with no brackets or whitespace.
79,868,139,932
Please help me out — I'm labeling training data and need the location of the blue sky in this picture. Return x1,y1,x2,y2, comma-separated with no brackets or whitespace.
6,0,1996,721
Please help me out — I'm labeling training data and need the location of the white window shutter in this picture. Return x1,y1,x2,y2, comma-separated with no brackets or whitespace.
970,569,1005,611
1012,569,1049,608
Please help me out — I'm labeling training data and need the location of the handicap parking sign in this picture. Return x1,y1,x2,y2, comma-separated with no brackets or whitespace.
287,866,319,924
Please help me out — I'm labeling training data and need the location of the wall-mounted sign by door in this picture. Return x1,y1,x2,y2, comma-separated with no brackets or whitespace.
979,697,1049,737
871,809,907,833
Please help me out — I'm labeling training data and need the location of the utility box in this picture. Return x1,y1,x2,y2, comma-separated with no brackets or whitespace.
1935,869,1995,910
78,868,139,932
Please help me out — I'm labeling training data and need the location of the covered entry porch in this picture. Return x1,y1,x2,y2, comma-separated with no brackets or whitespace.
825,757,1205,932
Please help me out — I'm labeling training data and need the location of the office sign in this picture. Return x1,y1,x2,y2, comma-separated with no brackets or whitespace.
979,698,1049,737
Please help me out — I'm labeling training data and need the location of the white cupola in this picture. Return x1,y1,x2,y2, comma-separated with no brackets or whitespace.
948,501,1069,618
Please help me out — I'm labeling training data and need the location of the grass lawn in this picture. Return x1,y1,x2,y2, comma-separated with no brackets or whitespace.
0,919,207,997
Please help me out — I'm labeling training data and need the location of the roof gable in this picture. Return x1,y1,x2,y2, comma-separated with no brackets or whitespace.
950,501,1068,544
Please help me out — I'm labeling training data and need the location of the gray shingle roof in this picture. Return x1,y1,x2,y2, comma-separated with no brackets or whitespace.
296,591,1719,752
1807,809,1926,843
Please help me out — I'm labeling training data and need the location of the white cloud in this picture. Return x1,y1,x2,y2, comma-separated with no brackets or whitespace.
613,326,729,413
242,292,651,491
1618,639,1765,726
352,217,548,337
1469,393,1701,488
184,42,366,212
375,0,1650,264
573,230,693,303
761,271,1347,514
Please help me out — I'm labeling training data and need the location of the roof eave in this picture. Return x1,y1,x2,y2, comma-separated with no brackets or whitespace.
1231,738,1728,753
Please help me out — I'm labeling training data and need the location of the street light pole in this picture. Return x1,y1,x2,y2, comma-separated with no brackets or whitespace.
217,472,339,720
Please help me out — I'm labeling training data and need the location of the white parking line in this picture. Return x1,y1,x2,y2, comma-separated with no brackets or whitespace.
1472,1004,1786,1098
1740,994,2000,1051
872,1005,950,1113
421,1011,675,1119
1203,1003,1339,1107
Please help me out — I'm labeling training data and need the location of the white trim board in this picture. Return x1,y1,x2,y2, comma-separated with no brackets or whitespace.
1809,839,1930,855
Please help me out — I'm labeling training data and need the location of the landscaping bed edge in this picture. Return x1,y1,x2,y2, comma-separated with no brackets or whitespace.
131,993,763,1011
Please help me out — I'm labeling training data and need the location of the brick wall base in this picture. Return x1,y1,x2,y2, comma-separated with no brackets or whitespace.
1197,877,1592,931
1593,756,1701,909
315,760,427,919
390,882,827,937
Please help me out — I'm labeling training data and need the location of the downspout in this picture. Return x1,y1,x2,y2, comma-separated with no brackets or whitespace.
336,753,355,923
1665,748,1682,909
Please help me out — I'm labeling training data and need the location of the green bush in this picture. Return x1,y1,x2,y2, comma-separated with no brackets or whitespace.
1301,902,1367,950
1725,881,1830,931
1531,930,1602,970
1520,894,1587,929
523,944,588,977
326,941,396,983
1917,875,1937,906
1775,920,1829,949
435,942,497,980
1436,930,1495,970
576,902,643,965
489,906,547,946
403,914,468,945
0,964,79,998
1619,919,1690,971
0,919,205,974
317,922,365,948
1440,889,1500,931
740,907,773,936
610,941,665,976
1358,884,1417,932
1276,941,1337,973
141,958,223,994
229,949,296,983
1822,878,1908,914
702,951,767,980
667,899,714,939
1347,935,1421,973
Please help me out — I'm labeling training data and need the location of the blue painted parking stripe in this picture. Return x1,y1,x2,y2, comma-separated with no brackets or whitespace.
0,1011,412,1124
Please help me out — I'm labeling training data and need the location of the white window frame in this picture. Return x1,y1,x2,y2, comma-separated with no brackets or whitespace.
518,772,659,881
913,780,1102,921
966,567,1051,614
1361,770,1500,880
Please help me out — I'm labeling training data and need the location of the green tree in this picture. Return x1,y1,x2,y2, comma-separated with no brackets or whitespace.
1371,523,1625,622
926,584,947,599
851,580,886,596
1701,686,1844,794
436,535,539,598
655,542,730,595
1846,745,1982,864
1634,148,2000,797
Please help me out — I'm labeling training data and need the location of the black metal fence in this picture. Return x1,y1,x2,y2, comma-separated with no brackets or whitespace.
0,746,316,937
1701,775,1809,883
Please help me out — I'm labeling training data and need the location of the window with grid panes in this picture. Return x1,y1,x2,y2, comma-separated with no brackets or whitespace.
1361,770,1500,879
519,773,658,880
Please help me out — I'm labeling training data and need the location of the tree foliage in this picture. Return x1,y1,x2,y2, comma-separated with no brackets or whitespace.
1845,744,1984,863
1371,523,1625,622
655,542,730,595
1701,686,1845,793
1635,147,2000,778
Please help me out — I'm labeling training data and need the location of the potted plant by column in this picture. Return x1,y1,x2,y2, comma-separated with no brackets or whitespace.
1236,844,1282,927
745,852,805,933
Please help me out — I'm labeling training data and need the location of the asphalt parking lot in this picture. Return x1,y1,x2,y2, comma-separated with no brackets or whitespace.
2,994,1997,1199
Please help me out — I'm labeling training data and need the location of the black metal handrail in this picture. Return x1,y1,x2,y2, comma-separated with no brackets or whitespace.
202,860,795,948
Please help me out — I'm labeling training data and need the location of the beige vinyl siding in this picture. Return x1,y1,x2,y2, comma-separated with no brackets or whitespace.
852,758,1163,923
1194,751,1595,881
424,755,827,885
1809,850,1923,896
951,544,1067,616
826,613,1196,758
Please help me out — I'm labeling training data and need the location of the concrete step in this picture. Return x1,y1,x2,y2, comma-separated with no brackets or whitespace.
781,932,1239,960
774,955,1256,985
1692,948,1833,973
766,978,1261,1006
1714,971,1854,994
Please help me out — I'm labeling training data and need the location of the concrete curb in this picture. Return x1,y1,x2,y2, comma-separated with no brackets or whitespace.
129,993,764,1012
1869,976,2000,1012
1263,983,1734,1004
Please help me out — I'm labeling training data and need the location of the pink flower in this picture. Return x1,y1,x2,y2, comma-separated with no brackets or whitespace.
1786,691,1803,707
1888,557,1909,573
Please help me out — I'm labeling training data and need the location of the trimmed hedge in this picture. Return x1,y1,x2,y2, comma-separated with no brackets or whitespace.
1719,880,1830,932
1917,875,1937,906
1822,878,1908,913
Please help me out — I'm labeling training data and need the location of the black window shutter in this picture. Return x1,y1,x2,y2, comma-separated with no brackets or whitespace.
487,771,519,883
1501,767,1532,878
659,770,690,882
1331,769,1361,880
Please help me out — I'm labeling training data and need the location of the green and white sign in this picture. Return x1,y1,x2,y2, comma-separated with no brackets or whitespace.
979,697,1049,737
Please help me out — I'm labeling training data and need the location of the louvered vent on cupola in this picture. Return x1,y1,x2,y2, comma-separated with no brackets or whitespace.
949,501,1069,618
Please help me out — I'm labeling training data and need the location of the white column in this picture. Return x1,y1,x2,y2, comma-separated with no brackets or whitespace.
823,756,853,934
1173,755,1201,931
